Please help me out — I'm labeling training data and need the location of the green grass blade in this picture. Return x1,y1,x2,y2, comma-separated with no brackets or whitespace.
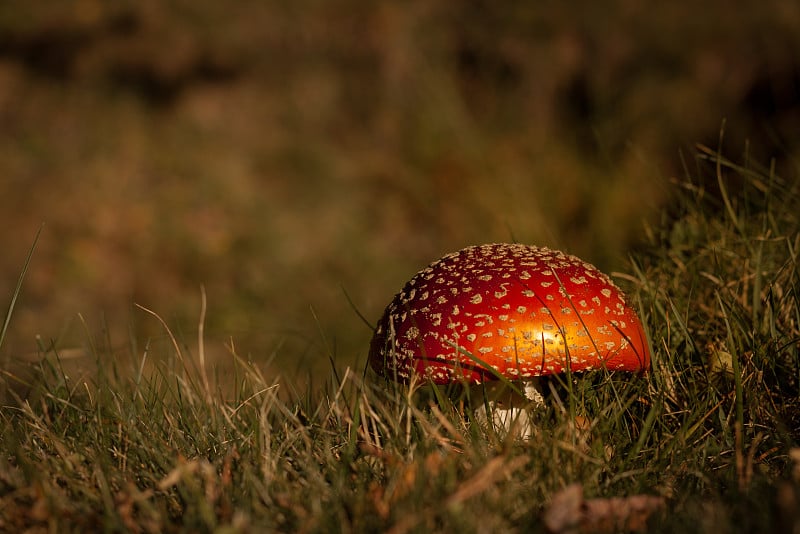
0,224,43,351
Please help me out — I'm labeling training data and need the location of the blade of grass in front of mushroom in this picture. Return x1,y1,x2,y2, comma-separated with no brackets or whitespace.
376,318,403,387
559,326,577,425
552,266,640,374
426,379,452,417
448,342,525,397
446,342,534,433
544,266,594,422
550,256,653,439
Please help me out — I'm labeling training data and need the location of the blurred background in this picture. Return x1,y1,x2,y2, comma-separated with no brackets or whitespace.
1,1,798,384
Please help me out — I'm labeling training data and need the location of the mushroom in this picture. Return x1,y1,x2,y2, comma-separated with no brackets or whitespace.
369,243,650,438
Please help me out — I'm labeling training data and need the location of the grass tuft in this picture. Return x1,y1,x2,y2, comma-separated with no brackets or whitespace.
1,148,800,532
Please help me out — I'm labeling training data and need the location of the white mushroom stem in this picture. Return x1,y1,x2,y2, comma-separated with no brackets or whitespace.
472,379,545,439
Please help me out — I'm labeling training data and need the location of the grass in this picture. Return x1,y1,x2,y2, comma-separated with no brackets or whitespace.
3,1,800,379
1,147,799,533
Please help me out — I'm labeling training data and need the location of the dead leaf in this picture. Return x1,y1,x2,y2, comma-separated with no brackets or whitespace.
544,483,665,533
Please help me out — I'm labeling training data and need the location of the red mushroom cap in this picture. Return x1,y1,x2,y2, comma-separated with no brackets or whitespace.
369,243,650,384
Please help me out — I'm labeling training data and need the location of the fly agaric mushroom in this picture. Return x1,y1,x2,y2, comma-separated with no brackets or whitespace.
369,243,650,437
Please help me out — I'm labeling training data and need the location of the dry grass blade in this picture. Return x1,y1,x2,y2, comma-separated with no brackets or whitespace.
445,454,529,507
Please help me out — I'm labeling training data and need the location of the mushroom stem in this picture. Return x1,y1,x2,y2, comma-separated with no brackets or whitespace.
472,379,545,439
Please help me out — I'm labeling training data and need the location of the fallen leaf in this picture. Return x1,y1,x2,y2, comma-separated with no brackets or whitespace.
544,483,665,533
